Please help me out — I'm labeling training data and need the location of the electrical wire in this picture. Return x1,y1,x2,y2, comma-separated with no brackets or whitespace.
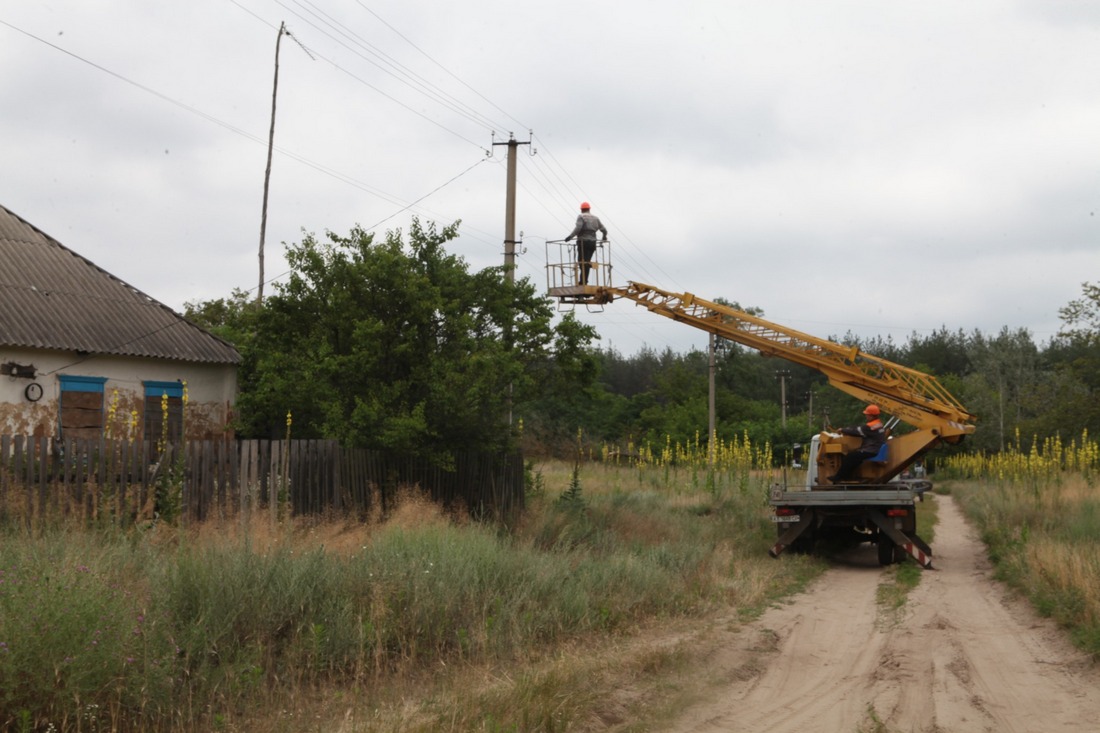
291,0,513,134
355,0,530,133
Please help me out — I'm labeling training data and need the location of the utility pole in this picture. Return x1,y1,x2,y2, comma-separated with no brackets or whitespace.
776,369,791,429
257,21,287,303
806,390,814,429
708,333,717,467
492,132,531,427
493,133,530,282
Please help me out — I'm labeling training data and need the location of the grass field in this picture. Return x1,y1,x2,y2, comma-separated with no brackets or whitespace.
10,453,1090,732
0,460,827,732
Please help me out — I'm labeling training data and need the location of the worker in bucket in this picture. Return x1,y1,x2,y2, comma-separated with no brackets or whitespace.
828,404,886,482
564,201,607,285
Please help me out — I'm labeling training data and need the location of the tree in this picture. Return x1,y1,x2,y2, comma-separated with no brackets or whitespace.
1058,281,1100,342
904,326,971,377
203,219,596,459
184,288,256,339
963,327,1042,451
1049,281,1100,436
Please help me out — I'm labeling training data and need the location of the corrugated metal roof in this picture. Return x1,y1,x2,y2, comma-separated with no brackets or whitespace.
0,204,241,364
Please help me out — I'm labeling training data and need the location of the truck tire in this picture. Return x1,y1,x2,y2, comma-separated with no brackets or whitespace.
789,529,816,555
877,536,897,566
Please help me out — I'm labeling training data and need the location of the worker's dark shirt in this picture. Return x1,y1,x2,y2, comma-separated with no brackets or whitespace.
838,419,886,454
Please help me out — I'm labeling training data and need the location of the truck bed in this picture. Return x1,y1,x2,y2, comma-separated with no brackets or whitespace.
769,485,923,507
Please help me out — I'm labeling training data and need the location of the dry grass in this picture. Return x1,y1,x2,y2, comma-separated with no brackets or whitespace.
953,473,1100,657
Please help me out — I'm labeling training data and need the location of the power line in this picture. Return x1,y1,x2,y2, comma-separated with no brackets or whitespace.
234,1,515,144
290,0,512,134
251,155,493,293
0,19,492,221
354,0,530,133
363,156,489,231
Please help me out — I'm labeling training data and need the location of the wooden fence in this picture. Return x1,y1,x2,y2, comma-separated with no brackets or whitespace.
0,435,525,524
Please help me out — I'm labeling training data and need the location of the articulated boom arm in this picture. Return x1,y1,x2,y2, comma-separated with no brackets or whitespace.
599,282,976,442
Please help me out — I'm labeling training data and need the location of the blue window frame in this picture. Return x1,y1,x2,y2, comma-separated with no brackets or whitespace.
144,381,183,399
143,380,184,442
59,375,108,393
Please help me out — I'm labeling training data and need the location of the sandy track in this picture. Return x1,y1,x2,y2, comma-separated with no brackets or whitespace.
666,494,1100,733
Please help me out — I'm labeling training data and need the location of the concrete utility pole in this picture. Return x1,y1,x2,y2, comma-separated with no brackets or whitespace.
776,369,791,429
708,333,717,467
493,133,530,281
258,21,287,303
492,133,531,427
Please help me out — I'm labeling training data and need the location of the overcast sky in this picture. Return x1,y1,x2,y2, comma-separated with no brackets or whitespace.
2,1,1097,357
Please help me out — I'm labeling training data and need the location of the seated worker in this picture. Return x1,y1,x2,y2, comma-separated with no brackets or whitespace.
828,404,886,482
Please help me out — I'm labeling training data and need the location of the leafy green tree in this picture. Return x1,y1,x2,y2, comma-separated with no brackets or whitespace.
1058,282,1100,341
184,288,258,349
201,219,596,458
1048,281,1100,436
521,312,616,450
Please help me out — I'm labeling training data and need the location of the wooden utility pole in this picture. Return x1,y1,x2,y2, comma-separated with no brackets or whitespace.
257,21,286,303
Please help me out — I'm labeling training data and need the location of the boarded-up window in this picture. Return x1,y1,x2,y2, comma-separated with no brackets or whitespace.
144,381,183,443
59,375,107,440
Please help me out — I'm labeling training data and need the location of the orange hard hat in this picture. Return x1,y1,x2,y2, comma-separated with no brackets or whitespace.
863,405,881,416
580,202,591,210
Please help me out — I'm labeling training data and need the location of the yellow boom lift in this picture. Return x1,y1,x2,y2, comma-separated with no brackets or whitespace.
546,238,977,567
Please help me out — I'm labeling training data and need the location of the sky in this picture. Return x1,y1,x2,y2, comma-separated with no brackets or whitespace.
1,0,1098,357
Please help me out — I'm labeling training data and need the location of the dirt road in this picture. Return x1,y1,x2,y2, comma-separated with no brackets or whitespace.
666,495,1100,733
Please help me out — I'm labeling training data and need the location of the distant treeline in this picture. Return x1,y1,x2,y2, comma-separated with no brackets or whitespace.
526,322,1100,460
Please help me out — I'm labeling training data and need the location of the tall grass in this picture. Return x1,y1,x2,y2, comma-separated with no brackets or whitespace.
941,428,1100,488
944,431,1100,659
0,457,819,732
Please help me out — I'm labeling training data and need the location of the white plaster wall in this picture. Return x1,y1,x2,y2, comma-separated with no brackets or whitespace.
0,347,237,438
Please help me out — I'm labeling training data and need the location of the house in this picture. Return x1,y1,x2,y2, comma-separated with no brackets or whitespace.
0,204,240,442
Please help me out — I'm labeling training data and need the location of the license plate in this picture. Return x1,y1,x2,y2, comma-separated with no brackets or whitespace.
771,514,800,523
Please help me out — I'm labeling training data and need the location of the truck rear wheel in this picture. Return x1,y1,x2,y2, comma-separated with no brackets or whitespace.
789,528,816,555
877,536,898,566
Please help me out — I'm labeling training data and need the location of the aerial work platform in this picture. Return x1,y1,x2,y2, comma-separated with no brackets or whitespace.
545,238,615,306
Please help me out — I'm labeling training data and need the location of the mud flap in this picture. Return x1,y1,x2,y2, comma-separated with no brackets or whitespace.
769,509,814,558
866,508,934,569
